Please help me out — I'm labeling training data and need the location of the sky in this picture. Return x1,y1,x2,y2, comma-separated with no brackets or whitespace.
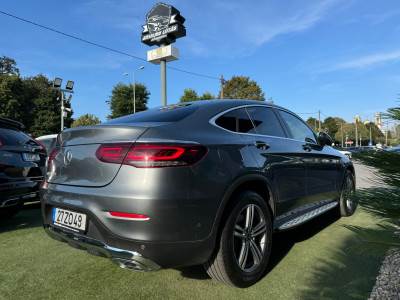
0,0,399,124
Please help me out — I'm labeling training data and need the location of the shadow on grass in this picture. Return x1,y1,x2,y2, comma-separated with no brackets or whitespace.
0,202,42,234
178,208,340,281
299,186,400,299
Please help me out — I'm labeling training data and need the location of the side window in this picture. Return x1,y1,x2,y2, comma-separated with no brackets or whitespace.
278,110,316,143
215,108,254,133
245,106,286,137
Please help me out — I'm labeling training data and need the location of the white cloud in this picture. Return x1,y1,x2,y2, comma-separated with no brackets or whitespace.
331,50,400,70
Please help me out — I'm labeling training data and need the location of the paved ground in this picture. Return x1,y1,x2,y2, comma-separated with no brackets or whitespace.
353,160,386,189
0,162,389,299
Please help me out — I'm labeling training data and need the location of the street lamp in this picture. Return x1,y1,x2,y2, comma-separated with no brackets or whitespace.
364,120,373,146
123,66,144,114
53,77,74,132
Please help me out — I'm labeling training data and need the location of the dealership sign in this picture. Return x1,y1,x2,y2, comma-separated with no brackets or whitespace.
141,3,186,46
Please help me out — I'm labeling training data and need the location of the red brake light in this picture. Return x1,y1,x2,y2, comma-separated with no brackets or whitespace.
124,144,207,168
34,139,47,153
109,211,150,221
96,143,207,168
46,148,60,174
96,144,131,164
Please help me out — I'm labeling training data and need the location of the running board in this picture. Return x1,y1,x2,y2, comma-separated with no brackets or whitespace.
277,201,338,230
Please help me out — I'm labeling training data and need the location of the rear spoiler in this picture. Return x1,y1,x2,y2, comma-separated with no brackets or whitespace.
0,117,25,130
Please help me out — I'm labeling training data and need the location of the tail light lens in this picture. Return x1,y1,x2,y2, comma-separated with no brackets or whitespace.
96,143,207,168
46,148,60,173
96,143,131,164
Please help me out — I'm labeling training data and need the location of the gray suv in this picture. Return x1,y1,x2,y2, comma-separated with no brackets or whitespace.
41,100,356,287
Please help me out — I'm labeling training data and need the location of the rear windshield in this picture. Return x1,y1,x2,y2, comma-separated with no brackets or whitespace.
105,104,198,124
0,128,31,146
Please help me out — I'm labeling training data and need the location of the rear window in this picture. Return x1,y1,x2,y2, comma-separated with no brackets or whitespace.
0,128,31,146
215,108,254,133
105,104,198,124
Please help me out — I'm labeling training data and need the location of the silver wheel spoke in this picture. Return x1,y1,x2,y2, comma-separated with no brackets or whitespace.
251,221,266,237
245,205,254,230
234,224,246,239
249,239,263,265
238,241,249,268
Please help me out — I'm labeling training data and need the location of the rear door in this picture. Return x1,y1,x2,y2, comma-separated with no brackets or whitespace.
245,106,308,215
277,110,339,204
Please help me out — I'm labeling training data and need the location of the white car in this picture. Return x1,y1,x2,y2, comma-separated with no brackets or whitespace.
36,134,58,153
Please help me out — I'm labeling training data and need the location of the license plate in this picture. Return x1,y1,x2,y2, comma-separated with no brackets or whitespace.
22,153,40,162
52,208,87,232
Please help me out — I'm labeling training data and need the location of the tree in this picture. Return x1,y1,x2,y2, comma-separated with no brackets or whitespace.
199,92,215,100
222,76,265,100
72,114,101,127
306,117,318,131
27,75,73,136
323,117,339,138
385,105,400,121
180,88,198,102
0,56,19,75
108,83,149,119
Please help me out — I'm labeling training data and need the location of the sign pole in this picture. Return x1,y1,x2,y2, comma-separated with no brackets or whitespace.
160,58,167,106
141,3,186,107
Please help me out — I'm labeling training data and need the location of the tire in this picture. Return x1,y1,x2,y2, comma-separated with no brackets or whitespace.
338,170,357,217
204,191,272,287
0,203,22,219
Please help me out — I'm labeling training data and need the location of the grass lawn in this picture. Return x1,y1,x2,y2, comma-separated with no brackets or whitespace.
0,202,385,300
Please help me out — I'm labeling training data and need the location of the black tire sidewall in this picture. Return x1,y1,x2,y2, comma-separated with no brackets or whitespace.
340,171,357,216
220,191,272,287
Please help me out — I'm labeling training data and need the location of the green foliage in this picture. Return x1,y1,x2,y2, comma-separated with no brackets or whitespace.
306,117,318,131
0,62,72,136
322,117,339,138
222,76,265,100
385,105,400,121
199,92,215,100
0,56,19,75
71,114,101,128
108,83,149,119
180,88,198,102
180,88,215,102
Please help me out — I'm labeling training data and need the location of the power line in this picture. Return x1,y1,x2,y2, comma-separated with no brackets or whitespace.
0,10,219,81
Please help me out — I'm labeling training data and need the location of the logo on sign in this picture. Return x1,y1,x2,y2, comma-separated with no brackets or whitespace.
141,3,186,46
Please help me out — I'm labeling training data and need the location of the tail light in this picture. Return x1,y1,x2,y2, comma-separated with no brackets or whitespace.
96,143,207,168
46,148,60,173
0,139,3,148
34,139,47,153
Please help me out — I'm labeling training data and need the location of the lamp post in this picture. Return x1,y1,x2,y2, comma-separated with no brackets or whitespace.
124,66,144,114
53,77,74,132
364,120,373,146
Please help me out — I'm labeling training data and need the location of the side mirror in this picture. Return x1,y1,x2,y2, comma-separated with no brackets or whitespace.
317,131,333,147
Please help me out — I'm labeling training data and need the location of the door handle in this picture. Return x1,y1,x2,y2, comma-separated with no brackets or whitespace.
255,141,270,150
302,144,312,152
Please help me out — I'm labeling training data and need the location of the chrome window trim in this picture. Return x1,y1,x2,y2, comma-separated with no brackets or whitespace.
209,104,315,144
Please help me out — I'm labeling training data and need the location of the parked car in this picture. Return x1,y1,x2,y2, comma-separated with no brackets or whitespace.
0,117,46,218
385,146,400,153
41,100,357,287
36,134,58,153
335,148,352,159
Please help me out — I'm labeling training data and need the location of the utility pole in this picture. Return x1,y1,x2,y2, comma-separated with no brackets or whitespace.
220,75,226,99
60,93,64,132
341,122,344,148
355,117,358,147
318,110,321,132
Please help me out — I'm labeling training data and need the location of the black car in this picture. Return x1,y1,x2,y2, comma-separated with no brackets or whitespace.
0,117,46,217
41,100,356,287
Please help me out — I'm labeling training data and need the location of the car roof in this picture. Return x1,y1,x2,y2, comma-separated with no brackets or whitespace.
36,134,58,140
0,117,25,130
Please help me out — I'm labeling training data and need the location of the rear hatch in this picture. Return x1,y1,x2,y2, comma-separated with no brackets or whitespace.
0,127,46,181
47,125,148,187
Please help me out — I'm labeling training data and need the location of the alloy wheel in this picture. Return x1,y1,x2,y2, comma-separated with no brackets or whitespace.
233,204,267,272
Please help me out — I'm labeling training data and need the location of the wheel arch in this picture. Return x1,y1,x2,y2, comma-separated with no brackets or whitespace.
211,174,276,239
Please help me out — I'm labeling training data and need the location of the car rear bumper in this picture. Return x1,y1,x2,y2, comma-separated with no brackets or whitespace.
44,225,160,271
